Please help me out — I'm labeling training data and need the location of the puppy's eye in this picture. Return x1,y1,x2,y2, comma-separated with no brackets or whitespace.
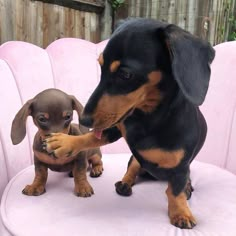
64,114,72,121
118,70,133,80
38,116,47,123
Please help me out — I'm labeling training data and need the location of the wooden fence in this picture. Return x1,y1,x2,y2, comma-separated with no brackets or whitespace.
0,0,105,48
115,0,236,45
0,0,235,47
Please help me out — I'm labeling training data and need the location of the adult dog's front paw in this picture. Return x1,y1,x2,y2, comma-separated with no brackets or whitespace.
22,185,46,196
43,133,78,158
115,181,132,196
170,212,196,229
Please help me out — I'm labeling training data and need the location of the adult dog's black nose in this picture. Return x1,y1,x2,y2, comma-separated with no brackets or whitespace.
79,115,94,128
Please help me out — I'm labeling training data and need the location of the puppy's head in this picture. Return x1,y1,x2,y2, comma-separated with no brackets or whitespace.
80,18,215,136
11,89,86,145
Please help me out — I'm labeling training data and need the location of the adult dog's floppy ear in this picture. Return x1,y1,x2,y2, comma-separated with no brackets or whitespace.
161,24,215,105
70,95,89,134
11,99,34,145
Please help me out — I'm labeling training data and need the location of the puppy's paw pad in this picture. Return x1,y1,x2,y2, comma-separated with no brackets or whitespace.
171,214,196,229
115,181,132,196
22,185,46,196
90,165,103,177
74,183,94,197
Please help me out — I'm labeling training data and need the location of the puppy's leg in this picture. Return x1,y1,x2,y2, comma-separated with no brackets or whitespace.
73,153,94,197
115,155,141,196
89,153,103,177
22,162,48,196
166,175,196,229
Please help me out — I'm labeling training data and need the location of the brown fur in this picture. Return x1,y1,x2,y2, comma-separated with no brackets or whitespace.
11,89,103,197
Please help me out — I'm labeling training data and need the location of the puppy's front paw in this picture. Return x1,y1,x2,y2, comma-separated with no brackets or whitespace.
170,213,196,229
22,185,46,196
115,181,132,196
90,164,103,177
74,181,94,197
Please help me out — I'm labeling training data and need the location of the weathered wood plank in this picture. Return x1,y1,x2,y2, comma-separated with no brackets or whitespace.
0,0,102,47
114,0,234,45
33,0,105,13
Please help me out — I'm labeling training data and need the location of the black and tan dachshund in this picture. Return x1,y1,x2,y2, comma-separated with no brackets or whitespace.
44,19,215,228
11,88,103,197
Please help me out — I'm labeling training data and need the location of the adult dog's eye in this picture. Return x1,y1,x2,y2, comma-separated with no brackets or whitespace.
118,70,133,80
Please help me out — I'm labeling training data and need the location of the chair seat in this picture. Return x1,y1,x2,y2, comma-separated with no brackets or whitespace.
1,154,236,236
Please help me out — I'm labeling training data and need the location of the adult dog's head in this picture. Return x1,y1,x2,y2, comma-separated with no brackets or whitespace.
80,18,215,138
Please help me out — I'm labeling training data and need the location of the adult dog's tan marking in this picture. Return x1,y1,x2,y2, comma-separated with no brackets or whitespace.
138,148,184,169
166,184,196,228
91,71,162,129
98,53,104,66
37,126,70,141
121,157,141,186
110,60,121,73
136,71,163,113
117,122,127,139
45,132,110,158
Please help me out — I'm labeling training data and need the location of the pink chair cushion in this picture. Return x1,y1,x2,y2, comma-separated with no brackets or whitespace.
1,154,236,236
1,39,236,235
198,41,236,174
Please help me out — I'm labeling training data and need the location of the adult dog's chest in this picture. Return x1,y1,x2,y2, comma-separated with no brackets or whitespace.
117,113,186,175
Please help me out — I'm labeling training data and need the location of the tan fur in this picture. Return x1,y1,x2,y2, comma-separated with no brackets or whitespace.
98,53,104,66
121,157,141,186
166,184,196,228
138,148,184,169
46,132,109,158
110,60,121,72
117,122,127,139
90,70,162,130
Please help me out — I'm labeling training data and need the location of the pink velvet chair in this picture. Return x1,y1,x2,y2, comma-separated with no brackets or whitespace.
0,38,236,236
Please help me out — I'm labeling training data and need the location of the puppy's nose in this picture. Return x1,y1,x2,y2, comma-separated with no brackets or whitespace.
79,115,94,128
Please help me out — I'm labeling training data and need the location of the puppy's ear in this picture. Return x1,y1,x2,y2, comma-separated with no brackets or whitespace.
70,95,89,134
161,24,215,105
11,99,34,145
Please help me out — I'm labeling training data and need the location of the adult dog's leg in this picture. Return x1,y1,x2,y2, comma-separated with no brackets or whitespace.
115,155,141,196
166,171,196,229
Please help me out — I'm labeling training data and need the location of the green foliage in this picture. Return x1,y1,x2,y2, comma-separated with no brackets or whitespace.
228,16,236,41
108,0,125,11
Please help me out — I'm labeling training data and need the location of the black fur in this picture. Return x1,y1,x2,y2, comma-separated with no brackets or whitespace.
80,18,214,197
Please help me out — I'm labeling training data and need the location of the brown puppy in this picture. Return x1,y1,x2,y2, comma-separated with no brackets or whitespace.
11,88,103,197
